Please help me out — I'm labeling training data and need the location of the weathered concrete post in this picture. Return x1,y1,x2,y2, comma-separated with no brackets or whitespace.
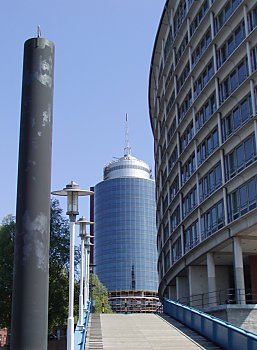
11,36,55,350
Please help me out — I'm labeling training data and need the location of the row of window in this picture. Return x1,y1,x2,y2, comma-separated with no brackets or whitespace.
225,134,257,181
174,0,187,38
190,0,209,37
216,20,245,69
161,132,257,219
228,175,257,221
214,0,242,35
160,0,243,94
161,176,257,271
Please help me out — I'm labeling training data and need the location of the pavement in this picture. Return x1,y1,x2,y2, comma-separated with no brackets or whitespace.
86,313,222,349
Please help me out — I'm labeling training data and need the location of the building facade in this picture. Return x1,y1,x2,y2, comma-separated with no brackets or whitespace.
94,149,158,312
149,0,257,330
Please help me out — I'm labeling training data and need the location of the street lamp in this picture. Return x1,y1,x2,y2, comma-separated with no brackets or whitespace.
76,217,94,327
52,181,93,350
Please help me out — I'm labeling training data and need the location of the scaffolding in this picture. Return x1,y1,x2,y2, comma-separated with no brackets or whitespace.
108,290,160,313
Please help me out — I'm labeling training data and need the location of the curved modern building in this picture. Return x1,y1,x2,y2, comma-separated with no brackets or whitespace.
94,147,158,312
149,0,257,330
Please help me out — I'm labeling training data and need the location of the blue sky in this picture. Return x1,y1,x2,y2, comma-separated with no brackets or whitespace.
0,1,164,221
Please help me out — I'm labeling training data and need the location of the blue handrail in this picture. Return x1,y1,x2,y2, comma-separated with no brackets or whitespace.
164,298,257,350
74,300,91,350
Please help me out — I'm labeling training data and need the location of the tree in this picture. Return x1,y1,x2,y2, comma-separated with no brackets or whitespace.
90,274,112,313
0,199,80,331
0,215,15,328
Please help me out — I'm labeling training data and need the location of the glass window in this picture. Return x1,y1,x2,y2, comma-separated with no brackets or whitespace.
244,136,253,164
248,179,257,207
213,129,219,149
209,170,214,192
215,163,222,186
217,201,224,227
241,98,249,123
236,144,244,169
233,107,240,129
238,61,247,84
229,152,236,175
212,206,217,230
230,69,238,91
207,136,212,155
232,191,239,216
239,184,247,209
227,35,235,56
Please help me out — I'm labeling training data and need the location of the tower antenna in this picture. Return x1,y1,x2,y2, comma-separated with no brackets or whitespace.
37,25,42,38
124,113,131,157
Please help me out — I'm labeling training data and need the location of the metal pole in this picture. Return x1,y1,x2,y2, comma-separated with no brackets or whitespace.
78,236,85,326
67,218,76,350
11,37,54,350
86,249,90,305
84,247,88,308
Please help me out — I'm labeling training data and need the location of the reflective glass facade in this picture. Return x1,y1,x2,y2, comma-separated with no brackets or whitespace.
94,176,158,292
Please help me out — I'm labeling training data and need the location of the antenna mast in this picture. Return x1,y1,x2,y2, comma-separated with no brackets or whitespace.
124,113,131,157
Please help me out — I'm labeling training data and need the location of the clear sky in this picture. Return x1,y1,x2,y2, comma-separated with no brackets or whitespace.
0,1,164,221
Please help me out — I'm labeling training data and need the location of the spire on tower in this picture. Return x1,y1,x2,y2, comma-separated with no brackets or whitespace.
124,113,131,157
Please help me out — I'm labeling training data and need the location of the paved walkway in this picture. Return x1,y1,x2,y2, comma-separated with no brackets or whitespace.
86,313,222,349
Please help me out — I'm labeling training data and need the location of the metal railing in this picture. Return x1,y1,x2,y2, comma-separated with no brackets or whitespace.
177,288,257,309
163,298,257,350
74,301,91,350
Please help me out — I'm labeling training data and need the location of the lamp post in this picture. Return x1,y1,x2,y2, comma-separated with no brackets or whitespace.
76,217,94,327
52,181,93,350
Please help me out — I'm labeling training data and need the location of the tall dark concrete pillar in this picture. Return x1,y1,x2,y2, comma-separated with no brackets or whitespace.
11,37,55,350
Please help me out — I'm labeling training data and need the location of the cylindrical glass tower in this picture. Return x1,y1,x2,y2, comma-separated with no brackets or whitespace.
94,152,158,312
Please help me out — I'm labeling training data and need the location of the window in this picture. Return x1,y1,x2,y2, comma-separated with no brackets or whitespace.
219,57,248,103
222,94,253,141
201,200,224,239
170,205,181,232
190,1,209,37
178,90,192,122
228,176,257,221
192,28,211,68
181,152,196,185
167,118,176,143
195,93,216,131
182,186,197,219
168,146,178,171
170,176,179,201
214,0,243,34
163,223,169,243
171,237,182,264
176,33,189,64
248,4,257,32
194,59,214,99
199,162,222,201
184,220,199,252
225,134,257,180
177,62,190,93
197,127,219,166
180,121,194,153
